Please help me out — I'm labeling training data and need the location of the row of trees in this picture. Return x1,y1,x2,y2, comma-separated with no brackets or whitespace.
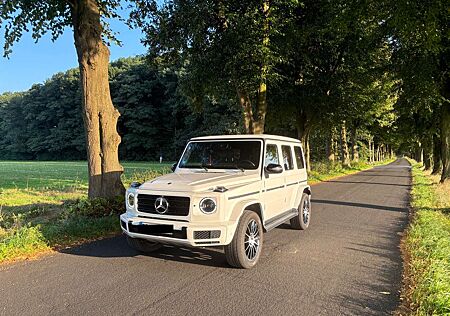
0,56,387,165
1,0,448,198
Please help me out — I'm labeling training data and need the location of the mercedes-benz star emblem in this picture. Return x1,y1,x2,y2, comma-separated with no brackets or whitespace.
154,197,169,214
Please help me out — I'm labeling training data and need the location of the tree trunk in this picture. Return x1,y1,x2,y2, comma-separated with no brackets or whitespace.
415,144,423,163
340,121,351,167
432,133,442,174
376,145,380,162
372,141,375,162
296,112,311,172
71,0,125,198
441,104,450,183
350,127,359,162
326,128,335,162
252,82,267,134
237,88,254,134
423,137,432,170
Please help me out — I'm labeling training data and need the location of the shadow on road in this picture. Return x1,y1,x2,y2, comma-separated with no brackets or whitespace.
61,234,230,268
325,179,412,188
312,199,408,213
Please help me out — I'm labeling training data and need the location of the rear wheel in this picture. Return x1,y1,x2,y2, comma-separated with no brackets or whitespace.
290,192,311,230
225,210,263,269
126,236,162,253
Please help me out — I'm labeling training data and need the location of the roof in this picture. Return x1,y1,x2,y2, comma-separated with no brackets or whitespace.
190,134,301,143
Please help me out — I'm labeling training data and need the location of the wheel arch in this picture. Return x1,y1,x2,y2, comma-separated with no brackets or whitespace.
303,185,311,196
226,199,264,244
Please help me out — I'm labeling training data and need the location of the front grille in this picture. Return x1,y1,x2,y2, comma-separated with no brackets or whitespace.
120,219,127,230
137,194,190,216
194,230,221,240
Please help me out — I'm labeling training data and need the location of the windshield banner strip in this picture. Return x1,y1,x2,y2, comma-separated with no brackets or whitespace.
228,191,260,200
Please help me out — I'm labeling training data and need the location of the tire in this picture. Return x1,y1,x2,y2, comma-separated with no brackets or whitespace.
225,210,263,269
290,192,311,230
126,236,163,253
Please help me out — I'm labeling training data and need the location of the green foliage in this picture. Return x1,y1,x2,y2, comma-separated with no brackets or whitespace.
0,57,242,161
133,0,297,104
402,161,450,315
65,196,125,218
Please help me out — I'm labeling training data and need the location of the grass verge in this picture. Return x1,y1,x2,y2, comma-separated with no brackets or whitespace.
308,159,395,184
397,160,450,315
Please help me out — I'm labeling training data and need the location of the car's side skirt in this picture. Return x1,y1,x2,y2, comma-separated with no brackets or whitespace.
264,208,298,231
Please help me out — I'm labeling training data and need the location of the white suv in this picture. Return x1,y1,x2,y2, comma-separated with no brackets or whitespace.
120,134,311,268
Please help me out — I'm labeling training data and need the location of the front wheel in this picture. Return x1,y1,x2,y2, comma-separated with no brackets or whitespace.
225,210,263,269
126,236,162,253
290,192,311,230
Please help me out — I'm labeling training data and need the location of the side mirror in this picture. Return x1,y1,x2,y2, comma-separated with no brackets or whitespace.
171,163,177,172
265,163,283,174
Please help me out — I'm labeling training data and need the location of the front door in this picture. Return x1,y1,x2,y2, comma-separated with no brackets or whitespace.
262,143,286,221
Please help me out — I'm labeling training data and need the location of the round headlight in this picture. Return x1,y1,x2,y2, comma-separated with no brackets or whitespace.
199,198,217,214
127,192,135,208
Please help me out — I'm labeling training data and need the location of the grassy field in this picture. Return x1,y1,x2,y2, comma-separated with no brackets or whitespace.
0,161,171,263
398,160,450,315
0,161,172,190
0,159,392,264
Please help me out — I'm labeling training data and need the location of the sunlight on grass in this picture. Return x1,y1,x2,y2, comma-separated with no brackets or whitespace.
0,161,170,263
399,160,450,315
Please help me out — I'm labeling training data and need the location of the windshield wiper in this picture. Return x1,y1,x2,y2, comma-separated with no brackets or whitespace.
200,163,209,172
231,164,245,172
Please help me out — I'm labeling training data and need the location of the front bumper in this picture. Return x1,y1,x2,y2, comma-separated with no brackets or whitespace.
120,213,230,247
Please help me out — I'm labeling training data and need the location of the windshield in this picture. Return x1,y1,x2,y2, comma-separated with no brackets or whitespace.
179,141,262,170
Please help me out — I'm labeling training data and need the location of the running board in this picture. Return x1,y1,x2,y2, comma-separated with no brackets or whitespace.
264,208,298,231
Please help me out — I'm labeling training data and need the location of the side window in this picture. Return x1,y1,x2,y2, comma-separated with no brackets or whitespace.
265,144,279,166
281,145,294,170
294,146,305,169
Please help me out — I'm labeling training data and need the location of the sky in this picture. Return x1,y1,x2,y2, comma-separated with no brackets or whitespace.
0,16,146,94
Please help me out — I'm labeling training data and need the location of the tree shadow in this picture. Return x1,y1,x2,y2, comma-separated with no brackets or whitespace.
353,173,411,178
331,225,407,314
324,180,412,188
312,199,408,213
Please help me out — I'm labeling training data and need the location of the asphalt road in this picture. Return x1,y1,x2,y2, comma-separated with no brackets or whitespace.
0,159,411,316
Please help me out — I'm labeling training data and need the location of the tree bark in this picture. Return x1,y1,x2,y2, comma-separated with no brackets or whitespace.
326,128,335,162
252,82,267,134
71,0,125,198
422,137,432,170
441,104,450,183
372,141,376,162
415,143,423,163
350,127,359,162
340,121,351,167
296,111,311,171
237,88,254,134
376,145,380,162
432,133,442,174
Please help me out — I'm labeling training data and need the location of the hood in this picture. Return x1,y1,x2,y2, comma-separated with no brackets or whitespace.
138,171,260,193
